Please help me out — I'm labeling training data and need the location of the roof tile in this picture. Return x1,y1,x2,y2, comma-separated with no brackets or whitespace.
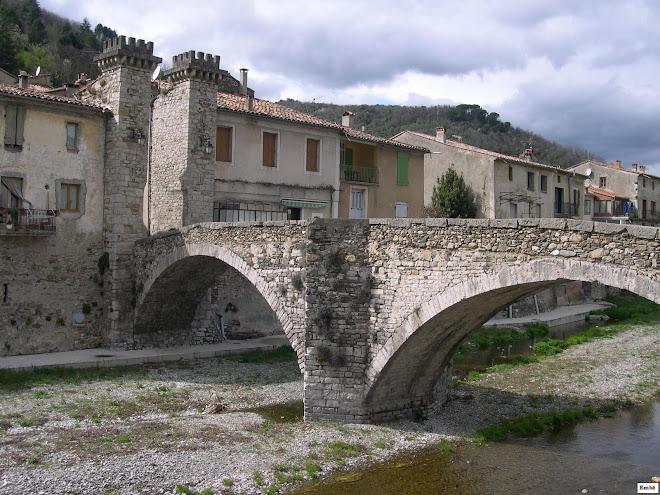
0,83,110,112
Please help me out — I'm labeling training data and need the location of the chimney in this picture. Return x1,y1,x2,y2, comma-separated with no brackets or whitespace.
632,163,637,171
524,147,534,161
239,68,248,96
18,71,29,89
245,95,253,112
615,160,621,168
342,111,354,128
76,73,88,85
435,126,446,143
640,165,645,173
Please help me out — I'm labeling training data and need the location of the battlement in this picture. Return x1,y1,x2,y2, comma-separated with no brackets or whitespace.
94,35,162,71
163,50,228,84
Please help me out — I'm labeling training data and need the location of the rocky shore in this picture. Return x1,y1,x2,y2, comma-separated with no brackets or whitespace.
1,323,658,495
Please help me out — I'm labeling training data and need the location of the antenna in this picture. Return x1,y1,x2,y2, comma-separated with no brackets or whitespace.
35,66,40,76
152,65,161,80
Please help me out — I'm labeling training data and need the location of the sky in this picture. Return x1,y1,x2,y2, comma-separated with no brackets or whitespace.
42,0,660,174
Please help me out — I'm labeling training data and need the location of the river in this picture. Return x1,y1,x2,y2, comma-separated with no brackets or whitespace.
292,401,660,494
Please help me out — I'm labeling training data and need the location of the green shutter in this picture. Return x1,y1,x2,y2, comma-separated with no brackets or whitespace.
397,152,409,186
345,148,353,166
4,105,16,146
15,107,25,146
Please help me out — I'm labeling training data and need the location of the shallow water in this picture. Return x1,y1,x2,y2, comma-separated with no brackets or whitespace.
292,402,660,495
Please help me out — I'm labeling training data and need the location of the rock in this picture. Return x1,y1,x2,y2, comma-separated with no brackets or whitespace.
589,248,604,259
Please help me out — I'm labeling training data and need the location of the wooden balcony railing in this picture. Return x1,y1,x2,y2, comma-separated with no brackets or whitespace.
340,165,379,184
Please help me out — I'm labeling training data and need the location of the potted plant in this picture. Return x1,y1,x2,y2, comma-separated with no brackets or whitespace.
7,208,20,230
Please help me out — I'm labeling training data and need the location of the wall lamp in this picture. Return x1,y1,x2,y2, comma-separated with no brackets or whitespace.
132,128,146,146
200,136,214,155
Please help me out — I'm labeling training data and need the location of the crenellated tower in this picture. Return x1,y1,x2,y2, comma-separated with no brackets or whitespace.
82,36,162,347
149,50,228,232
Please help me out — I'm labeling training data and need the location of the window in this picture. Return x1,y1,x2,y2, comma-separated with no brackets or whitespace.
395,202,408,218
4,105,25,149
643,178,646,188
652,201,656,215
59,183,80,212
540,175,548,192
215,126,232,162
599,177,607,188
536,204,542,218
508,166,513,181
594,200,612,215
66,122,79,150
397,152,409,186
527,171,535,190
306,138,320,172
509,203,517,218
584,199,592,215
0,177,25,208
262,131,277,167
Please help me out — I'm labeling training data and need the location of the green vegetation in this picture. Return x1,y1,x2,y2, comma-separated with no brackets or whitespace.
223,345,297,364
593,295,660,323
426,167,477,219
175,486,214,495
324,440,363,463
252,470,265,486
532,339,568,356
469,324,549,350
476,406,604,441
303,461,322,479
486,355,539,373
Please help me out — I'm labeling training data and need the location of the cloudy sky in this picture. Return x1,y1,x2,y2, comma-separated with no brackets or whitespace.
42,0,660,173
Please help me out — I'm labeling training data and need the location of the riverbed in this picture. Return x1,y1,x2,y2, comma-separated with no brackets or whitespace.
0,323,658,494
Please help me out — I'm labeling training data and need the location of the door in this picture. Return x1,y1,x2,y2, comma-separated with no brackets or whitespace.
350,188,366,218
555,187,564,214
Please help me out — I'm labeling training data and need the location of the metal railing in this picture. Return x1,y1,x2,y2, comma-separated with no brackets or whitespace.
340,164,379,184
0,208,57,234
554,202,579,217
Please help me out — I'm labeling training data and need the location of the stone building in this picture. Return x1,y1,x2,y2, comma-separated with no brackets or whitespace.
0,84,110,355
568,159,660,224
392,127,588,220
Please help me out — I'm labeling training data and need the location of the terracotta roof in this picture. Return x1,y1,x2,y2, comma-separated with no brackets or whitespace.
0,84,111,113
216,92,427,152
587,186,628,200
391,129,568,172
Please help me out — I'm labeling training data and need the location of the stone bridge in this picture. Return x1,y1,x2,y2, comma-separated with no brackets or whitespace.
130,218,660,422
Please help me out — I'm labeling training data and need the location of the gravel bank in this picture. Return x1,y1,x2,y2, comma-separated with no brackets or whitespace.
1,324,658,495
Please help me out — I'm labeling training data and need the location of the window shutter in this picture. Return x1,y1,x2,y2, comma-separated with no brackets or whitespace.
216,127,231,162
263,132,276,167
14,107,25,146
306,138,319,172
397,152,409,186
4,105,17,146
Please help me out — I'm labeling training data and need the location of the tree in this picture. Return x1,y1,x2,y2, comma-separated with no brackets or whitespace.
426,166,477,218
0,8,21,74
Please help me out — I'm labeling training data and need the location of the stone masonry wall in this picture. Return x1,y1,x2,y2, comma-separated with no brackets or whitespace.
133,222,306,361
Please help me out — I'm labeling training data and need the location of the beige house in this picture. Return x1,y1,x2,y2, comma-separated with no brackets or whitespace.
392,127,587,219
0,83,109,354
568,159,660,223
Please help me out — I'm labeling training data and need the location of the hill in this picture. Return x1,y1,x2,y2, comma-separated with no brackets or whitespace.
277,100,602,168
0,0,117,87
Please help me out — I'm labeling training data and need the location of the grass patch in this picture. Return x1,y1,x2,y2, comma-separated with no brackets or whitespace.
593,295,660,323
303,461,322,479
468,323,550,350
476,405,602,441
223,345,297,364
324,440,363,462
0,365,140,392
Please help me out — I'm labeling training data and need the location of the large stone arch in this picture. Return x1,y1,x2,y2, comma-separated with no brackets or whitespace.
134,241,304,364
364,257,660,417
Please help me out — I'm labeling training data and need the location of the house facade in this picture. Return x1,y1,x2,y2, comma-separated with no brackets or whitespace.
392,127,587,219
568,159,660,223
0,84,110,354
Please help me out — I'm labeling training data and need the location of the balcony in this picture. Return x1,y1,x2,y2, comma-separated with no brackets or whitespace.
554,202,579,218
340,165,379,184
0,208,57,235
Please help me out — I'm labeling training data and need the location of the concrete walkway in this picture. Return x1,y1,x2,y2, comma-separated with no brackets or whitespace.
485,301,613,328
0,334,291,371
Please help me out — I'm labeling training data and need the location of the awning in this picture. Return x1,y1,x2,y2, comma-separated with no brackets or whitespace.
281,199,328,209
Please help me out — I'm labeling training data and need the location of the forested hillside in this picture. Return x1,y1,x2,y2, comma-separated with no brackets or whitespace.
0,0,116,86
278,100,602,168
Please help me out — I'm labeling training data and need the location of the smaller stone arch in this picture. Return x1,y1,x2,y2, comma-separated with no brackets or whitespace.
134,240,304,365
363,257,660,418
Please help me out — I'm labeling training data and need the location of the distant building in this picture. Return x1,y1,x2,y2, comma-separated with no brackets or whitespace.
392,127,588,219
568,159,660,224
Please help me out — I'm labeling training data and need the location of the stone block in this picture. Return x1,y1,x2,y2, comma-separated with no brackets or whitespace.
539,218,567,230
567,219,594,232
489,218,517,229
626,224,659,239
594,223,626,234
424,218,447,227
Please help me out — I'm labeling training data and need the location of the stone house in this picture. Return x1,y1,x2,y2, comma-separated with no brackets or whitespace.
567,159,660,224
392,127,588,219
0,83,110,355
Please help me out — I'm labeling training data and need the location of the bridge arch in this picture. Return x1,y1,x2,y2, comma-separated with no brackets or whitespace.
134,240,304,365
364,257,660,417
